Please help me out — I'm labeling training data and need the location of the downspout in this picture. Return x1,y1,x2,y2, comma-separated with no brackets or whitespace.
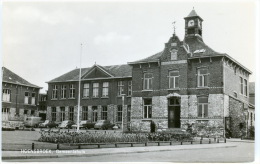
222,57,226,138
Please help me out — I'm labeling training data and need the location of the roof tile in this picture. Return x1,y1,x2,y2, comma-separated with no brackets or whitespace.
48,64,132,83
2,67,41,88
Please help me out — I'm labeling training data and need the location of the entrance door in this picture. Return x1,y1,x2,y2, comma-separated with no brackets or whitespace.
168,98,180,128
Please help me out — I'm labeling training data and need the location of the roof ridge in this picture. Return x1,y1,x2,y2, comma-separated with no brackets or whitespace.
2,67,41,88
128,51,163,64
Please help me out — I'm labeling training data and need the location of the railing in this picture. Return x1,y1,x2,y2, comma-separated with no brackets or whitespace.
26,138,226,150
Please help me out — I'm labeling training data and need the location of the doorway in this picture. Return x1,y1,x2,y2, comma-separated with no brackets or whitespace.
168,97,180,128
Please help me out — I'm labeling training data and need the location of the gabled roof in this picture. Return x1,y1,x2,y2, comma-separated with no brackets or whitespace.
184,36,223,57
81,64,114,79
47,64,132,83
128,51,163,64
185,36,252,74
2,67,41,88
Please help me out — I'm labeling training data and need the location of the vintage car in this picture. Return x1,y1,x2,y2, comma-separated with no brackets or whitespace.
58,120,74,129
24,117,43,128
2,121,15,131
71,120,87,129
39,120,59,128
94,120,114,130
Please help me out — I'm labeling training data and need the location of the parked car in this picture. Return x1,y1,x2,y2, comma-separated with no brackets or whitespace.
58,120,74,129
24,117,43,128
71,120,88,129
2,121,15,131
94,120,114,130
39,120,58,128
83,120,96,129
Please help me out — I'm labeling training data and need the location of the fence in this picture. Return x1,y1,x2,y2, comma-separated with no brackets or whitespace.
26,137,227,151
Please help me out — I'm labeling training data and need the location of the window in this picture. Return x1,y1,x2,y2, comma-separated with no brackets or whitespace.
118,81,124,96
41,96,46,101
92,106,98,122
127,105,131,122
102,82,109,97
83,83,90,98
31,110,35,115
2,108,10,113
69,84,75,98
101,106,108,120
240,77,243,94
24,110,28,115
93,83,99,97
143,99,152,118
61,85,67,99
117,106,122,122
143,73,153,90
69,107,74,121
198,97,208,118
197,68,208,87
82,106,88,120
24,92,30,104
31,93,36,105
60,107,65,121
171,43,177,47
244,79,248,96
170,49,177,60
2,89,11,102
128,81,132,96
2,108,10,121
169,70,179,88
51,107,56,121
52,85,58,99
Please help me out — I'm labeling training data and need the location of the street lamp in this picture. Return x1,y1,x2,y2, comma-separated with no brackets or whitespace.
121,94,126,132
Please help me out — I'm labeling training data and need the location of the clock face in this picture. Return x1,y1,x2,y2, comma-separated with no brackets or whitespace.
188,20,194,27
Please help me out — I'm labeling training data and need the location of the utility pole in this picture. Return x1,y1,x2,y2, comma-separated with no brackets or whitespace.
121,94,126,132
77,43,83,132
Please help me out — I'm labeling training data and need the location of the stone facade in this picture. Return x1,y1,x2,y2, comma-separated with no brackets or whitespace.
229,97,247,138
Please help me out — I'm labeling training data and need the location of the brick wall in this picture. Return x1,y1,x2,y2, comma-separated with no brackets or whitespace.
2,83,40,121
224,60,249,103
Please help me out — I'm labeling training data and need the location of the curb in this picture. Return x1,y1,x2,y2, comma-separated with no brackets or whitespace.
2,144,237,160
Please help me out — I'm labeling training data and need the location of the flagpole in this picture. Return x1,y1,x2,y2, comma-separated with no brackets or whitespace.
77,43,83,132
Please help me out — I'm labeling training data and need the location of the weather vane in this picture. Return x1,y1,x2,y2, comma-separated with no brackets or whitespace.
172,21,176,34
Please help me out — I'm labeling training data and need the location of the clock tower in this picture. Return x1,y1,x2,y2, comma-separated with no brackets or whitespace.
184,9,203,37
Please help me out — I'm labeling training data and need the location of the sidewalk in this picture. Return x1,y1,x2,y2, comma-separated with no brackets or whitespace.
227,138,255,143
2,142,237,160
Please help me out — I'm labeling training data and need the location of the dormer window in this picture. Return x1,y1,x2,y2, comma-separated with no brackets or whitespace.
171,43,177,47
170,49,178,60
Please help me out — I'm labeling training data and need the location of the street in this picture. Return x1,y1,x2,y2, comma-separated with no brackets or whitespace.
5,142,254,162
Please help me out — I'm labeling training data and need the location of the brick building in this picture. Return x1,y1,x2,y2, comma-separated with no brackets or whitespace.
2,67,41,122
246,82,255,135
46,64,132,129
38,93,48,120
46,9,253,137
128,9,252,137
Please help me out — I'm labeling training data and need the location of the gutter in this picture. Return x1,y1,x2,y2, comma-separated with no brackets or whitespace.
46,76,133,84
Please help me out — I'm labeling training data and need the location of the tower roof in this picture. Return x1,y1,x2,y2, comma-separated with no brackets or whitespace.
185,9,203,20
187,9,199,17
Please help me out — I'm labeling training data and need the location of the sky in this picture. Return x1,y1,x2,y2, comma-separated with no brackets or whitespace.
2,0,257,92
